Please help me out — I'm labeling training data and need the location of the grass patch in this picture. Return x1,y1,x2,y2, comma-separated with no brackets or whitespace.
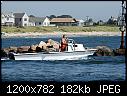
1,26,119,33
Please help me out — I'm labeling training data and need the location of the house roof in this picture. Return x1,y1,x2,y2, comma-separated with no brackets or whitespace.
13,13,25,18
85,20,94,23
76,19,84,22
2,12,14,18
50,18,76,23
29,17,46,22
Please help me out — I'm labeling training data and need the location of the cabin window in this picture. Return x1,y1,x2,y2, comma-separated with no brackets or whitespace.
24,18,27,21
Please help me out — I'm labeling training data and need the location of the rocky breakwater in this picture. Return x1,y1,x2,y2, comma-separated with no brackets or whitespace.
1,39,60,58
1,41,126,59
93,46,126,56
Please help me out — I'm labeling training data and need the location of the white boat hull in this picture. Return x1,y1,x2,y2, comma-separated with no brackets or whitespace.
12,51,94,60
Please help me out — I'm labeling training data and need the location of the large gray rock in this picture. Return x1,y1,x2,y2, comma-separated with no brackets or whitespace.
17,46,30,53
38,41,46,49
1,49,7,57
47,39,60,51
9,46,17,52
30,44,38,51
113,48,125,56
2,48,10,53
93,46,114,56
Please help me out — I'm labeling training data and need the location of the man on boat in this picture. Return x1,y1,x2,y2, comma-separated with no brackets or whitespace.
60,34,68,51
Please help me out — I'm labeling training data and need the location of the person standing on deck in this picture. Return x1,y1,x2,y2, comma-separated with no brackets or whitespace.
60,34,68,51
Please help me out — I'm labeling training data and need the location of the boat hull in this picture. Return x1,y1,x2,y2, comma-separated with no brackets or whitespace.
12,51,94,60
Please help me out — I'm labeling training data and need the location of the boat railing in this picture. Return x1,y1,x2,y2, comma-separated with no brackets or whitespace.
67,39,76,52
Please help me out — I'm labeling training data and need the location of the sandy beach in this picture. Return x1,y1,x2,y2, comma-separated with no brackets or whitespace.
2,31,125,38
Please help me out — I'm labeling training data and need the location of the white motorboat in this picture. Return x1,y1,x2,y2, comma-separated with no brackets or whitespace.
8,39,97,60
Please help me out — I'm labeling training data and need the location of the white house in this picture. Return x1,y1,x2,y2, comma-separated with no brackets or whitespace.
29,16,50,26
97,20,104,25
1,12,15,26
43,17,50,26
14,13,29,26
117,16,126,26
76,19,85,26
1,14,6,25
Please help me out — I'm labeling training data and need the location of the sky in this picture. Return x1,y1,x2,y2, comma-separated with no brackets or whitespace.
1,1,122,22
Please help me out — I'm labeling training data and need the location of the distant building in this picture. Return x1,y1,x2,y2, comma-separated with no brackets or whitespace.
1,12,15,26
117,16,126,26
107,16,117,25
97,20,104,25
76,19,84,26
50,18,77,26
84,18,94,26
14,13,29,26
111,16,117,21
29,16,50,26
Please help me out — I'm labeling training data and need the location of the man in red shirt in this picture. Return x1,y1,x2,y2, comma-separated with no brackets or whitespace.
60,34,68,52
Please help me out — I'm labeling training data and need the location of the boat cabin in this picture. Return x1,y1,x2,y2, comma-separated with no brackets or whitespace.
65,39,85,52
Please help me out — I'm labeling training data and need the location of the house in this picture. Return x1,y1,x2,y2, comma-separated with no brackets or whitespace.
84,18,94,26
29,16,50,26
76,19,84,26
14,13,29,26
117,16,126,26
50,18,77,26
97,20,104,25
1,14,6,25
42,17,50,26
1,12,15,26
107,16,117,25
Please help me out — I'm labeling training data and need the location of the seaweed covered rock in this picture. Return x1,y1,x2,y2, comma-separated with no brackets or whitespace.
93,46,114,56
113,48,125,56
1,49,8,57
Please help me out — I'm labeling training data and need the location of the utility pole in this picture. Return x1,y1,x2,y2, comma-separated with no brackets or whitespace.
86,16,89,26
119,1,126,49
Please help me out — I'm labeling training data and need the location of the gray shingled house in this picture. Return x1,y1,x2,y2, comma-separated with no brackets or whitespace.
14,13,29,27
29,17,50,26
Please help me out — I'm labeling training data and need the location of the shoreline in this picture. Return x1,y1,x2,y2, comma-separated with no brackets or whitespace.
2,31,124,38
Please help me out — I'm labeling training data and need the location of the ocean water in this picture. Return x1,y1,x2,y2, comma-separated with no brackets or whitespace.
1,36,126,82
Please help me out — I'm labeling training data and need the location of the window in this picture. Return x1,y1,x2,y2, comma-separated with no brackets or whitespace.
39,22,41,25
44,22,46,25
24,18,27,21
7,17,9,21
24,24,27,26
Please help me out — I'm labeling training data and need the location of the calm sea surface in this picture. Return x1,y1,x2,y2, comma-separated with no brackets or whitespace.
1,36,125,82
